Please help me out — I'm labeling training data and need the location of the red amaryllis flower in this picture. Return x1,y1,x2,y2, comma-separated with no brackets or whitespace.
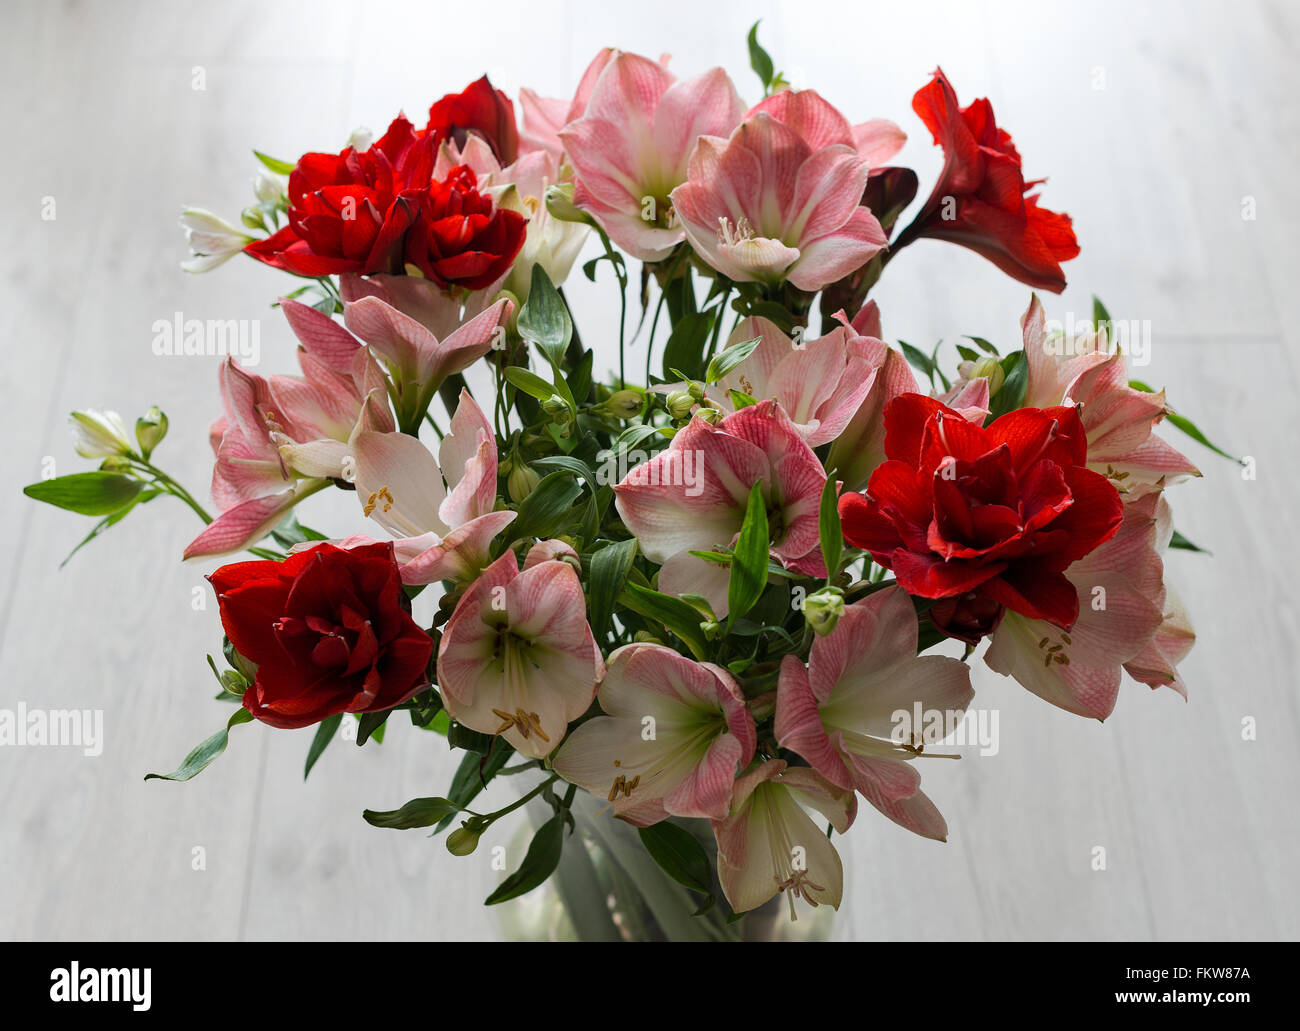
838,394,1123,641
245,115,431,277
427,75,519,166
210,541,432,729
900,68,1079,293
403,165,527,290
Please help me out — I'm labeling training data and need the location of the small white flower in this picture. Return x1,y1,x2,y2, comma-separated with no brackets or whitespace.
252,172,285,205
347,126,373,152
178,207,252,273
69,409,133,458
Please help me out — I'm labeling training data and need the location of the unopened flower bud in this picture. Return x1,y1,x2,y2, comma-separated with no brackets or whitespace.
803,587,846,637
541,394,570,417
665,390,695,420
253,172,285,205
135,406,169,459
544,183,597,227
69,409,134,459
696,406,724,425
633,630,665,646
687,381,707,403
602,389,643,420
240,205,267,231
446,824,481,856
970,355,1005,396
508,462,540,503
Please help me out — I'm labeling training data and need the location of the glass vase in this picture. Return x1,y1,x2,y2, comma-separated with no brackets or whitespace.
494,778,835,942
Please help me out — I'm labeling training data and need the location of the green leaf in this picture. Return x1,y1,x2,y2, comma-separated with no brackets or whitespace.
989,350,1029,420
1169,530,1211,554
618,583,710,659
705,336,761,384
356,710,389,746
638,822,714,901
610,422,664,456
898,340,940,388
567,347,594,406
742,299,798,334
271,513,327,550
509,470,583,541
1093,295,1114,341
1163,410,1241,464
930,340,951,391
1131,381,1241,462
304,714,342,779
955,344,980,362
502,365,557,402
728,389,758,409
517,264,572,368
532,455,597,483
819,477,842,582
966,335,999,355
746,21,775,89
727,484,769,630
362,796,462,830
253,150,295,175
448,722,494,754
59,490,157,568
24,472,143,516
485,811,566,905
588,538,638,640
662,311,714,382
145,708,253,782
407,691,443,729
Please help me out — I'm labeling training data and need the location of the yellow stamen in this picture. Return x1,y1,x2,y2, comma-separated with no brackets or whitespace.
363,485,394,517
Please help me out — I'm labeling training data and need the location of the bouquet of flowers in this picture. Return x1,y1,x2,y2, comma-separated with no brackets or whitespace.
27,25,1225,940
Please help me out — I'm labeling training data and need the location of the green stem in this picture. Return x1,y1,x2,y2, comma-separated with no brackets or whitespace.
477,773,559,825
134,459,212,524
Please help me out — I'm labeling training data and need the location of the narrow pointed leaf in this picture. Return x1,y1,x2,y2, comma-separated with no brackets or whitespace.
145,708,253,782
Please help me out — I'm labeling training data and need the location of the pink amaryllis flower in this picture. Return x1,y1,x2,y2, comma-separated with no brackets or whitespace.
1021,296,1199,498
342,290,512,430
517,48,615,162
560,51,745,261
552,642,756,825
983,491,1191,719
776,586,974,841
712,760,856,918
670,108,887,291
747,88,907,169
184,299,394,559
705,315,881,447
437,546,603,758
347,389,515,585
614,401,827,616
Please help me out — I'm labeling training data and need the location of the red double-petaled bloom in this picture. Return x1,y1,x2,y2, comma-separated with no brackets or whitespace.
839,394,1123,642
427,75,519,166
210,541,432,729
245,115,432,277
403,164,527,289
906,68,1079,293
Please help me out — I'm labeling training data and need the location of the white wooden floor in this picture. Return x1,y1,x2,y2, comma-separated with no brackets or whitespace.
1,0,1296,941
